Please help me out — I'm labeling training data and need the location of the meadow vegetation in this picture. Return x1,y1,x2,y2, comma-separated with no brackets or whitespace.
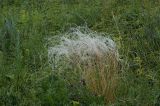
0,0,160,105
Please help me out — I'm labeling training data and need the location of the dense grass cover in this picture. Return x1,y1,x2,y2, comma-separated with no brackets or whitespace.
0,0,160,105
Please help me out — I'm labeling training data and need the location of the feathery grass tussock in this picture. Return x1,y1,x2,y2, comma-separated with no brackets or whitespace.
48,27,120,102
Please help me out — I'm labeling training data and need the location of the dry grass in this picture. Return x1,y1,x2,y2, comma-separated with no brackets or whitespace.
81,51,119,102
48,27,120,103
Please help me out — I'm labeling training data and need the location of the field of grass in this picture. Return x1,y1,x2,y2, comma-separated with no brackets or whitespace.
0,0,160,106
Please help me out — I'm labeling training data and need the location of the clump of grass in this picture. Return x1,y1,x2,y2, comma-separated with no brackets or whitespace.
48,27,120,103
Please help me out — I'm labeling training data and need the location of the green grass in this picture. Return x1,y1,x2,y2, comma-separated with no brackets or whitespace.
0,0,160,105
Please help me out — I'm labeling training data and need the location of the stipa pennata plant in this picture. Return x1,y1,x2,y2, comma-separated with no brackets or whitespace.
48,27,120,103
